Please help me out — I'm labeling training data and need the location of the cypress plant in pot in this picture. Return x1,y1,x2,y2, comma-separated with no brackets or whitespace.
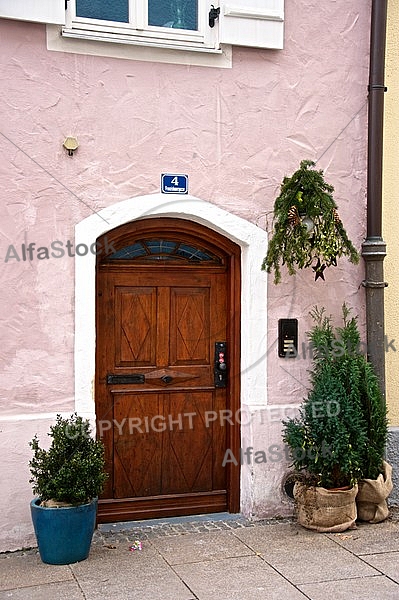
282,306,369,532
29,413,108,564
309,304,391,523
354,348,391,523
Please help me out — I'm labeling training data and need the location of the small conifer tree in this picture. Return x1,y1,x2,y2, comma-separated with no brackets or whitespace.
282,305,387,487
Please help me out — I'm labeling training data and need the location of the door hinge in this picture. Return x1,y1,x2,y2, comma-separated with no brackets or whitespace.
209,5,220,28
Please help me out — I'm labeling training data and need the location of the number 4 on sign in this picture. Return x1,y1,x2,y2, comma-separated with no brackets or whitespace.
161,173,188,194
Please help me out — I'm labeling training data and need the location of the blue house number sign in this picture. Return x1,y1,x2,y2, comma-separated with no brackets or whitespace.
161,173,188,194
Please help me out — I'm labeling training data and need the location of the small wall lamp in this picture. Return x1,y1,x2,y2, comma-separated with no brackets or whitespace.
63,137,79,156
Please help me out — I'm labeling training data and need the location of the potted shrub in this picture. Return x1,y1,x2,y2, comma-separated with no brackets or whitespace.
355,353,391,523
307,304,391,523
29,413,108,564
282,306,368,532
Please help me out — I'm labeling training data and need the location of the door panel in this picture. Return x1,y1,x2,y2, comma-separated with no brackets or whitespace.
115,287,157,366
162,391,214,494
113,392,163,498
95,219,240,523
170,287,210,365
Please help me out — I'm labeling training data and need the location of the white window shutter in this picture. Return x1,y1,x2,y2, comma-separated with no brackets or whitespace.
218,0,284,49
0,0,65,25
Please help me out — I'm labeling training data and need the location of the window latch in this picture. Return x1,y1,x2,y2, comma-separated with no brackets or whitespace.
209,5,220,28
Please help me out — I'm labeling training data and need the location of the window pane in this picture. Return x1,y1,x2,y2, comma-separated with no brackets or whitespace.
176,244,214,261
148,0,198,31
76,0,129,23
107,239,221,263
146,240,178,254
108,243,146,259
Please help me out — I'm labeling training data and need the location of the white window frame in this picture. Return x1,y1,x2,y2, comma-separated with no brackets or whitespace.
1,1,284,63
63,0,219,53
0,0,65,24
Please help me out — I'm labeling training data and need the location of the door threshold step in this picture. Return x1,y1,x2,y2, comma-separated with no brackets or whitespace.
97,512,250,535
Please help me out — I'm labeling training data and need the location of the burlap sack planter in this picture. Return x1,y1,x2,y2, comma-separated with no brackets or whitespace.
293,481,358,532
356,461,393,523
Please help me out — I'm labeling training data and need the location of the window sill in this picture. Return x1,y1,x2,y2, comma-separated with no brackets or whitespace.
46,25,232,68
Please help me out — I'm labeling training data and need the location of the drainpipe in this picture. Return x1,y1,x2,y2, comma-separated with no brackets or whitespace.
361,0,388,400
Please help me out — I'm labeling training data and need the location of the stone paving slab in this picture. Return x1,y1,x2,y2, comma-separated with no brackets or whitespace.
233,522,380,585
298,575,399,600
0,550,73,592
360,551,399,584
326,520,399,555
150,529,254,566
0,580,85,600
70,542,194,600
173,554,308,600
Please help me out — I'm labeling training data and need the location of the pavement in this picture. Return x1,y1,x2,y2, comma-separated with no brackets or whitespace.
1,510,399,599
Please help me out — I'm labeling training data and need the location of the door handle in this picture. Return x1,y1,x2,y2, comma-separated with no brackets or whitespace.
161,375,173,384
107,374,145,384
214,342,227,388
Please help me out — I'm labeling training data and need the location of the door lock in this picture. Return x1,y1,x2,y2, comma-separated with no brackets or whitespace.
214,342,227,388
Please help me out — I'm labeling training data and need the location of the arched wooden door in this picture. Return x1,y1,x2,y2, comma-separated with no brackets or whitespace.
95,218,241,522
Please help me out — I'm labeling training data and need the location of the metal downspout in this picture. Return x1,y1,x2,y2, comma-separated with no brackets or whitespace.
361,0,388,400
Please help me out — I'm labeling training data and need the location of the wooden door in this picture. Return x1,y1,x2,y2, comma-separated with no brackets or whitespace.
95,218,240,523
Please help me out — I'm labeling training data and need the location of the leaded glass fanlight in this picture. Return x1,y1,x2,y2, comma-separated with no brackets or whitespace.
107,239,221,264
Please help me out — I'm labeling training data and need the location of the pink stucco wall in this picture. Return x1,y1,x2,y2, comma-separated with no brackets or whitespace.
0,1,370,551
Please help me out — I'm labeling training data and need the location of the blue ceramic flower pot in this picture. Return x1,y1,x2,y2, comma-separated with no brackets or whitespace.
30,498,97,564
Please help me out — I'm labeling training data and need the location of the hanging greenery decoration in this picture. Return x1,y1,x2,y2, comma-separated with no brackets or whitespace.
262,160,359,283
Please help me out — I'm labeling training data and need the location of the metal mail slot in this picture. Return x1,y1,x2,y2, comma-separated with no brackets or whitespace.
106,374,145,385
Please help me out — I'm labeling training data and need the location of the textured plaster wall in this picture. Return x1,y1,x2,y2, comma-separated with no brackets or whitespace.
0,1,370,551
383,0,399,427
387,428,399,506
383,0,399,505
